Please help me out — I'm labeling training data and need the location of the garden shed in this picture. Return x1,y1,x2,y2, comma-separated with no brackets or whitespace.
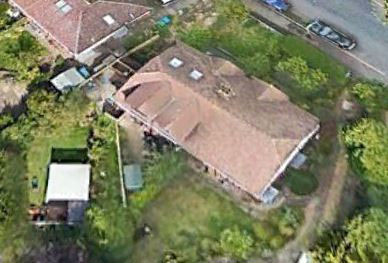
123,164,143,191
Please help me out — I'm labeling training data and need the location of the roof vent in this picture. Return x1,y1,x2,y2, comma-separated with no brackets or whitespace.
189,69,203,81
129,12,135,20
169,57,184,68
103,15,116,26
56,0,72,14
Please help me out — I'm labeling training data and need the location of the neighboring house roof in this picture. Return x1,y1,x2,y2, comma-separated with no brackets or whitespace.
45,163,91,203
123,164,143,190
115,43,319,196
50,67,85,92
11,0,151,55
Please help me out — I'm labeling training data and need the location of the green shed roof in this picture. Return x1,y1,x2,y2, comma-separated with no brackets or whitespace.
123,164,143,190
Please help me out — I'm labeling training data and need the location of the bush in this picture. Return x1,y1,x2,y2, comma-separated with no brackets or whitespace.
276,56,328,91
280,35,347,86
269,235,285,249
284,168,318,195
253,222,276,242
218,226,254,260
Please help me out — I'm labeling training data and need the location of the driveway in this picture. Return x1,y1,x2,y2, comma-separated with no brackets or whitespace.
287,0,388,82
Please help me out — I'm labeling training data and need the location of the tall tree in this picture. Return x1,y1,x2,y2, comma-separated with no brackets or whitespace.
312,208,388,263
343,118,388,185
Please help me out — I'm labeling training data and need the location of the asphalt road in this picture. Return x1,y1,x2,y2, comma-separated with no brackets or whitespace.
287,0,388,82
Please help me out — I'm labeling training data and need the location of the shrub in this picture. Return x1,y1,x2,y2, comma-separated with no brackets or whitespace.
218,226,254,260
284,168,318,195
269,235,285,249
276,56,328,91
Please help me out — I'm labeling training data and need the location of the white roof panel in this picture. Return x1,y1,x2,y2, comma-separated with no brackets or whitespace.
45,164,91,203
50,67,85,92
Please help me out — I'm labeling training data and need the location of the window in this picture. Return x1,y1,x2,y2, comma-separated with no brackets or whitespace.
189,69,203,81
169,57,184,68
56,0,72,14
103,15,116,26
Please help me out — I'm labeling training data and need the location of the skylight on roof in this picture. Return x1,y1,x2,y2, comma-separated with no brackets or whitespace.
103,15,116,25
56,0,66,8
189,69,203,81
169,57,184,68
61,4,72,14
56,0,72,14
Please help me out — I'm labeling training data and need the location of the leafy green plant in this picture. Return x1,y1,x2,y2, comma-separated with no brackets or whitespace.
218,226,254,260
276,56,328,91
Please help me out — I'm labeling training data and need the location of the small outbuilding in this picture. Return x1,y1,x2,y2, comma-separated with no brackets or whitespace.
123,164,143,191
45,163,91,224
50,67,85,93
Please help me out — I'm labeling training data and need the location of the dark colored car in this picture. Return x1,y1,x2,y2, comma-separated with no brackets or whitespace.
306,19,356,50
262,0,290,12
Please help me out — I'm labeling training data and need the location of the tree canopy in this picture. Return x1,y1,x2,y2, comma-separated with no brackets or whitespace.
218,226,254,260
0,28,46,81
343,118,388,185
276,56,328,91
312,208,388,263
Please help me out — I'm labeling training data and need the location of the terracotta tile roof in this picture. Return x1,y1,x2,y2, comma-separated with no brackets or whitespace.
11,0,151,55
116,43,319,196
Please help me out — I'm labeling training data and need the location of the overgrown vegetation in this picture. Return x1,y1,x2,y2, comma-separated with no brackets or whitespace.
284,168,318,195
0,26,46,81
312,208,388,263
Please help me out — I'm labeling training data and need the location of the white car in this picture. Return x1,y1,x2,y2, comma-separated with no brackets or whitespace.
306,20,356,50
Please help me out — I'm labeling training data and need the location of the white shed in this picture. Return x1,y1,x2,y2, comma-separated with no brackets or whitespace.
45,163,91,203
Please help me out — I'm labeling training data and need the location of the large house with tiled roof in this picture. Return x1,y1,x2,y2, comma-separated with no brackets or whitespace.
115,43,320,201
10,0,151,58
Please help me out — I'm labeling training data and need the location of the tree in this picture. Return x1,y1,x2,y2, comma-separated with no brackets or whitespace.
0,29,46,81
312,208,388,263
351,82,388,115
215,0,248,22
276,57,328,91
343,118,388,185
218,226,254,260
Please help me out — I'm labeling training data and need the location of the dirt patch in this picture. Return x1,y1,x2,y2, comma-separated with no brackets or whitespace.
119,116,144,164
0,74,28,116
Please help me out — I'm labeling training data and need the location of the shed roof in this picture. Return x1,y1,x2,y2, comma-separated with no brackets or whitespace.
50,67,85,92
45,163,91,203
123,164,143,190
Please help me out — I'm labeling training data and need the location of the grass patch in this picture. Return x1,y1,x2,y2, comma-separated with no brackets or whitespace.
130,168,303,262
285,168,318,195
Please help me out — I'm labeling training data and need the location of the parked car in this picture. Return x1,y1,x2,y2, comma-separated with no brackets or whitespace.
261,0,290,12
306,19,356,50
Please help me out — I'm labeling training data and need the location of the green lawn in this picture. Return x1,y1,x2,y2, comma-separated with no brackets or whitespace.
284,168,319,196
26,126,89,205
130,171,303,262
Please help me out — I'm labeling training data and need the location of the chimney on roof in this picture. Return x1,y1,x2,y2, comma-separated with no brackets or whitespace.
215,82,235,100
189,69,203,81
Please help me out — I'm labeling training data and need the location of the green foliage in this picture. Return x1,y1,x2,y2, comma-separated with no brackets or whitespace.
0,113,13,129
218,226,254,260
178,24,213,50
351,82,388,116
0,3,11,30
285,168,319,195
0,143,32,261
130,152,187,218
343,118,388,185
214,0,248,22
0,29,45,81
280,36,347,86
312,208,388,263
276,56,328,91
